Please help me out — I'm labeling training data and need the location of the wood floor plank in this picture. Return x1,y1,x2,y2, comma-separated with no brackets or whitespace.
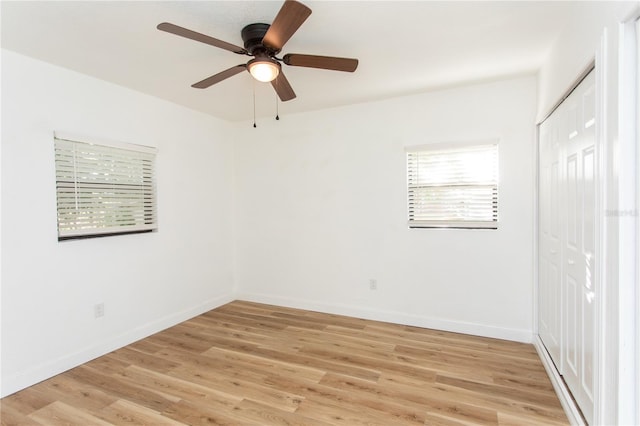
378,371,564,425
145,327,220,354
285,325,397,353
28,401,113,426
422,412,472,426
126,337,167,355
201,346,327,383
318,372,498,425
167,366,305,413
107,346,181,373
0,403,45,426
175,319,305,353
268,374,430,424
230,399,332,426
117,364,243,408
203,311,288,331
299,343,438,382
295,398,417,426
491,371,557,393
160,399,253,426
436,374,562,408
26,374,117,413
82,354,132,376
246,346,382,382
96,399,185,425
0,301,568,425
213,307,328,331
394,343,546,375
0,387,55,417
66,365,180,413
497,411,566,426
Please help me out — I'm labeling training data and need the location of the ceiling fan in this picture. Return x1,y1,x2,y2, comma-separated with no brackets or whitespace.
157,0,359,102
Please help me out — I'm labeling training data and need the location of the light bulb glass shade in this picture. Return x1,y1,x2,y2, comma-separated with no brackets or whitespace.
248,59,280,82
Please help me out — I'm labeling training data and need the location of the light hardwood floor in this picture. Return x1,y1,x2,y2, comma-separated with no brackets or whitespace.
0,301,568,425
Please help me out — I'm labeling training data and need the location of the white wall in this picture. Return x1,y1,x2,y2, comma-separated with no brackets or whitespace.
0,50,236,397
537,1,638,121
233,76,537,343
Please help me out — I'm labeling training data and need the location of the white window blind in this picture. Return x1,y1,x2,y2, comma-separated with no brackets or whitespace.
407,142,498,229
54,133,158,240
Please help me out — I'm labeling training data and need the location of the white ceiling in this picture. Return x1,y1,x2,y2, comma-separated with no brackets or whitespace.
2,1,588,122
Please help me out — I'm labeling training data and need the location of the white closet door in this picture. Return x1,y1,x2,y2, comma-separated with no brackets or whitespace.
562,70,596,425
539,113,563,369
539,69,596,424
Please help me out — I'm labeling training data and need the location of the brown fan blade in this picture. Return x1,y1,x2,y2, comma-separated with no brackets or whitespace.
158,22,247,55
192,65,247,89
271,72,296,102
262,0,312,53
283,54,358,72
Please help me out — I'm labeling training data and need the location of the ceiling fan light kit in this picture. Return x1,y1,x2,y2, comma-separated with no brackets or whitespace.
157,0,359,104
247,56,280,83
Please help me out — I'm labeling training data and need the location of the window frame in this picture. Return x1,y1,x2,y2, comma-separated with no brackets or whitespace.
405,140,499,230
53,131,158,241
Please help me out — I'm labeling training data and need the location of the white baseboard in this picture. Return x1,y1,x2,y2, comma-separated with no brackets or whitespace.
1,292,234,398
533,335,585,425
236,292,533,343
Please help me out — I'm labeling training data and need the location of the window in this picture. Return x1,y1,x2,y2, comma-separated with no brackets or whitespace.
406,142,498,229
54,132,158,240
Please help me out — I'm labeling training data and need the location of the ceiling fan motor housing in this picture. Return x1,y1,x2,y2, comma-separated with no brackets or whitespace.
241,23,273,55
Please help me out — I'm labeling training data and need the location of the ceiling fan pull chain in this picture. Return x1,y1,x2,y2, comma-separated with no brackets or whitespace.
253,79,257,128
275,84,280,121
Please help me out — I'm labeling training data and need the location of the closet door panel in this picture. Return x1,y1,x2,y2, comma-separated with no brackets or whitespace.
578,85,597,419
565,149,581,400
563,72,596,423
566,154,579,249
583,148,595,254
539,119,563,367
551,160,560,239
565,274,579,379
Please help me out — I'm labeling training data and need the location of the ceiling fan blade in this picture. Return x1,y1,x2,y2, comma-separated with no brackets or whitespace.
158,22,247,55
192,65,247,89
262,0,312,53
271,72,296,102
283,54,358,72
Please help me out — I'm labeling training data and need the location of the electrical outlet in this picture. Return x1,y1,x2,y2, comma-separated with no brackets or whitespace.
369,279,377,290
94,303,105,318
